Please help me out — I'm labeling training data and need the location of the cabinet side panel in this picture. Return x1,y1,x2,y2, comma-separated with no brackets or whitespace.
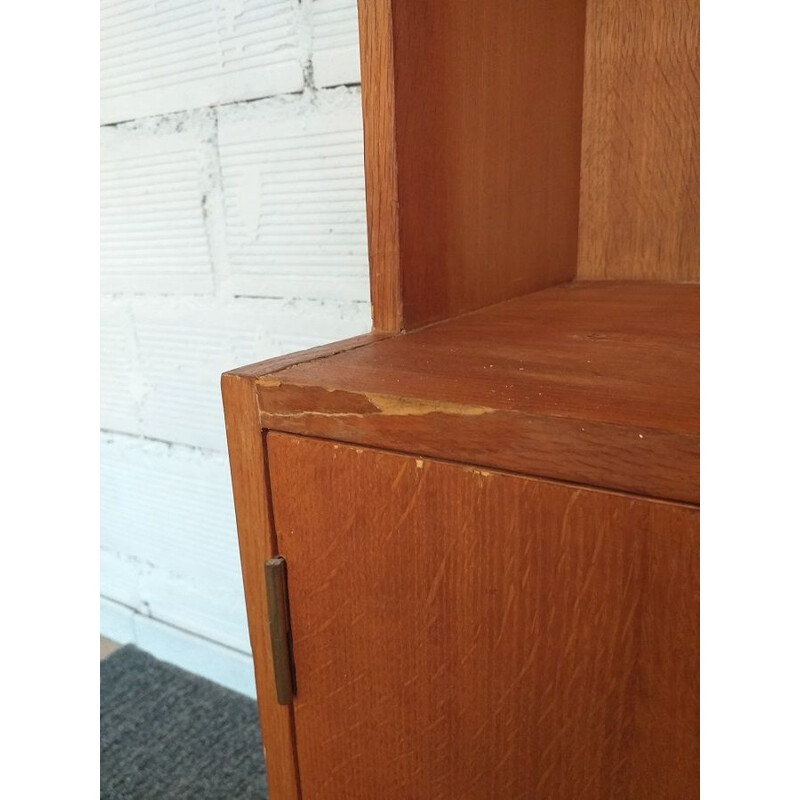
221,375,300,800
578,0,700,281
269,434,699,800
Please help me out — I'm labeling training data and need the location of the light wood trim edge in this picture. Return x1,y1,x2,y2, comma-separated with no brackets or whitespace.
356,0,403,332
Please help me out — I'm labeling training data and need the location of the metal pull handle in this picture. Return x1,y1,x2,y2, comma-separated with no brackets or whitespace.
265,557,294,705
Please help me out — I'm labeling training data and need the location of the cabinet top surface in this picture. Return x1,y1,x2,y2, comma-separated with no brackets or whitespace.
244,281,699,503
264,282,697,433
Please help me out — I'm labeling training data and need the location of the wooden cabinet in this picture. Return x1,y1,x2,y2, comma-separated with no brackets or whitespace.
269,434,698,800
222,1,699,797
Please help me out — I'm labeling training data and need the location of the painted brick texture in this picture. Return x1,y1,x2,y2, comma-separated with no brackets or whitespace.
100,0,369,689
310,0,361,88
100,0,305,124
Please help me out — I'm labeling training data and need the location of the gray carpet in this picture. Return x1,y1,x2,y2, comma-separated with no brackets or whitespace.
101,645,268,799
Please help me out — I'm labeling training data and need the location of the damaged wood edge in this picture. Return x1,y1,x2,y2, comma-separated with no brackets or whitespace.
254,377,697,437
257,379,496,419
255,392,700,461
253,380,699,504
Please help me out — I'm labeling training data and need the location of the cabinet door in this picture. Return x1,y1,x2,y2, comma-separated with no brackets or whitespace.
268,433,699,800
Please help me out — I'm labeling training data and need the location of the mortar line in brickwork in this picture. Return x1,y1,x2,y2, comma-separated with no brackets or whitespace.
100,83,363,128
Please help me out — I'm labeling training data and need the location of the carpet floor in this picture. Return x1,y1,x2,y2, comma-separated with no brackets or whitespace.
101,645,267,799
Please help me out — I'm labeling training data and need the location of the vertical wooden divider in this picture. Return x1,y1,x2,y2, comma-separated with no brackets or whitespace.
357,0,403,333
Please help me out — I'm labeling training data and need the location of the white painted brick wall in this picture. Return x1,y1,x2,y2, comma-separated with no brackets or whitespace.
100,0,306,124
310,0,361,88
101,115,219,295
100,433,249,651
218,89,370,301
100,0,369,692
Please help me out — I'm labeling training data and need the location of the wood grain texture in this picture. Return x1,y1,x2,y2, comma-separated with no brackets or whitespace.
578,0,700,281
269,434,699,800
359,0,586,330
356,0,402,332
220,374,300,800
255,283,699,503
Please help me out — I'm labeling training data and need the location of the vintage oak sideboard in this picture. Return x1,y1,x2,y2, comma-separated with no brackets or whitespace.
222,2,699,798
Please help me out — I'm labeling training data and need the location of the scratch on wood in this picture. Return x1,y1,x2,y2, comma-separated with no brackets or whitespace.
383,470,428,542
495,585,517,647
391,462,409,488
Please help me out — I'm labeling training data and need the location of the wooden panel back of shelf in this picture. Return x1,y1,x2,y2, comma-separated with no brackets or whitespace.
578,0,700,281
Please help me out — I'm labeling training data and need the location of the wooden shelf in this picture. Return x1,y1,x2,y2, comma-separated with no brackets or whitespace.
245,281,698,504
